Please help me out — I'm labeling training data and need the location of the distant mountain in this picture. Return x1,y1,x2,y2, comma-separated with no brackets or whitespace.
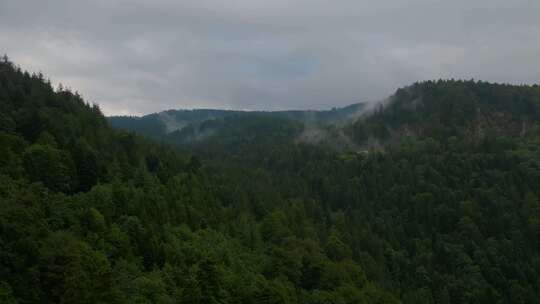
110,80,540,154
107,102,369,139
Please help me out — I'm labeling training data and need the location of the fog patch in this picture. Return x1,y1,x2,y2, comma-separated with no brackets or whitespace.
158,111,188,133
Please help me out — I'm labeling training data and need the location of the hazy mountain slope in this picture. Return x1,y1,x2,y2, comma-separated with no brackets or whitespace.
108,109,241,138
108,102,369,139
110,80,540,156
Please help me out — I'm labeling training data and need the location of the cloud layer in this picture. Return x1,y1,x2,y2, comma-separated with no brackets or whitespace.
2,0,539,115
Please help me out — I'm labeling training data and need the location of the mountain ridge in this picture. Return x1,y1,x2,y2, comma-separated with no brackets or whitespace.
108,102,370,138
107,80,540,154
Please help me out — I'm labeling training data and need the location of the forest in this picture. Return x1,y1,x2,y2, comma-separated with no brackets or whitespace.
1,56,540,303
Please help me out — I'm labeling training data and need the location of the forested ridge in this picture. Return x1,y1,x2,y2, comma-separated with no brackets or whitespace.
2,56,540,304
346,80,540,147
108,102,367,141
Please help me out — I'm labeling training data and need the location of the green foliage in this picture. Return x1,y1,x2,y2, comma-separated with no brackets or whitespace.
23,144,76,192
0,282,18,304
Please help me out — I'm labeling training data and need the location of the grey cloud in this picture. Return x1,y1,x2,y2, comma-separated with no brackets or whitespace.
1,0,539,115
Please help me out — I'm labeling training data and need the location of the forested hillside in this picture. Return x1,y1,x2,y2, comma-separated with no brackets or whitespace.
108,102,367,143
346,80,540,147
0,58,396,303
2,57,540,304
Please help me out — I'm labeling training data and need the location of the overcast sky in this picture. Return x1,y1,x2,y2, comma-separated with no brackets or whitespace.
1,0,539,115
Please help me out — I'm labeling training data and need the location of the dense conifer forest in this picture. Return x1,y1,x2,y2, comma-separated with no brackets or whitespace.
2,57,540,303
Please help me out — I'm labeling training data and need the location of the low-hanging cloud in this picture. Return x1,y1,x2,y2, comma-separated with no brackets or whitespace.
1,0,539,115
